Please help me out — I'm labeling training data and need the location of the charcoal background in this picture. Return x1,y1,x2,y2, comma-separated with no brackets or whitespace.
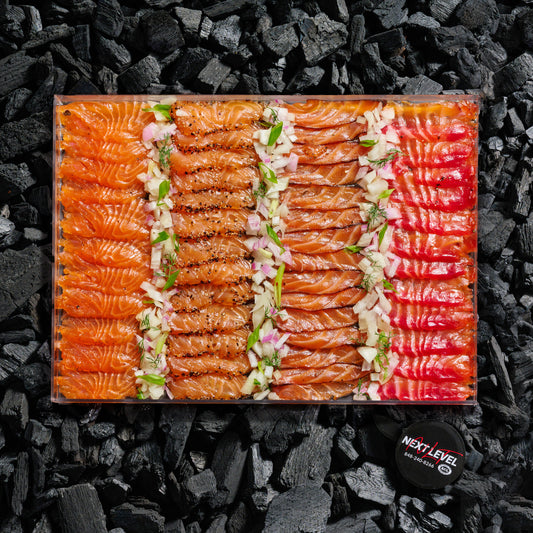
0,0,533,531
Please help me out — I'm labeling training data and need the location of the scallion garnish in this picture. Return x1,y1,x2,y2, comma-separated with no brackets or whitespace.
142,104,172,121
378,222,388,246
163,269,179,290
345,244,362,254
266,224,285,252
273,262,285,309
158,180,170,202
151,231,169,245
138,374,166,386
268,122,283,146
258,162,278,183
360,139,378,147
247,324,261,351
378,188,395,200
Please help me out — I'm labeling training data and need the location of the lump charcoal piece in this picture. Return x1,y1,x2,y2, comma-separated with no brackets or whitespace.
277,424,335,489
95,478,130,507
262,23,299,58
372,0,408,30
94,33,132,72
170,47,213,84
505,107,526,137
226,501,249,533
110,503,164,533
24,419,52,447
22,24,75,50
143,11,184,54
478,209,515,258
236,73,259,94
485,98,507,135
402,74,442,94
194,58,231,93
247,443,273,490
0,217,16,250
286,66,325,92
58,484,107,533
430,25,478,55
429,0,461,23
263,486,331,533
11,452,29,516
487,336,515,405
123,442,165,500
318,0,349,23
367,28,406,57
516,215,533,261
73,24,91,61
4,88,32,121
344,462,395,505
97,66,118,94
210,15,241,51
361,42,397,93
210,431,247,507
205,515,227,533
199,16,213,41
182,468,217,507
299,13,348,66
0,163,35,198
408,12,440,30
10,202,40,228
223,44,252,67
159,405,195,470
349,14,365,56
456,0,499,34
519,10,533,49
99,437,124,469
495,53,533,96
61,417,79,457
16,362,50,398
174,7,202,40
118,55,161,93
0,341,39,384
262,67,285,93
86,422,116,441
93,0,123,38
478,35,507,72
203,0,249,20
0,115,51,162
50,42,91,79
0,52,36,98
451,47,481,88
334,433,359,469
25,69,66,114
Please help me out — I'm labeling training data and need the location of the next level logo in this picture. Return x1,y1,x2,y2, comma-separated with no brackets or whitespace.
402,435,464,469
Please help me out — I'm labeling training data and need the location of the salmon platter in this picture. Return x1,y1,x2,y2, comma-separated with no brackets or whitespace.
52,95,479,404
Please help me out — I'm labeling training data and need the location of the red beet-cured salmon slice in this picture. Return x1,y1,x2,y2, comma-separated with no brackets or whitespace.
281,288,365,311
281,185,363,210
279,307,358,332
283,270,364,294
173,189,255,211
390,229,476,262
379,376,473,401
287,327,363,349
59,181,144,208
283,163,362,186
390,118,476,143
393,165,476,189
59,317,139,345
394,354,474,381
57,289,144,319
392,328,475,357
398,140,475,168
391,184,476,212
60,200,149,241
271,382,357,400
176,259,253,286
170,100,263,135
170,282,253,311
59,101,152,141
173,209,249,238
170,148,257,174
168,373,247,400
392,101,479,123
173,125,258,151
394,256,475,281
176,236,250,267
168,353,252,376
282,226,362,254
56,371,137,400
61,136,147,164
287,250,362,272
172,166,259,193
285,208,363,232
167,328,249,357
294,121,366,144
168,304,251,334
281,346,363,369
273,364,364,386
58,265,149,296
60,238,149,269
389,303,475,331
59,342,139,373
286,100,379,128
389,203,476,236
292,142,368,165
390,279,472,307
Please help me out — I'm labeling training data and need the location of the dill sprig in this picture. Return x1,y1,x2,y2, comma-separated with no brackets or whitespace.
158,134,173,168
368,149,404,167
366,203,388,231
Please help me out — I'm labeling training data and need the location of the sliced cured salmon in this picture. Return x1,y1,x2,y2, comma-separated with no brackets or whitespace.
283,270,364,294
394,354,474,381
167,328,249,357
172,167,259,193
390,303,475,331
279,307,358,332
57,289,144,319
168,304,251,334
170,148,257,174
281,346,363,369
390,278,472,307
168,353,251,376
294,121,366,144
292,142,368,165
392,328,475,357
61,135,147,164
273,364,364,385
284,163,361,186
391,184,476,212
287,250,362,272
285,208,363,232
286,100,379,128
282,226,362,254
176,236,250,267
173,125,258,151
271,382,357,400
173,209,249,238
287,327,363,349
170,282,253,311
392,164,476,188
398,140,475,168
391,118,476,142
173,189,255,211
379,376,473,401
59,342,139,373
168,373,247,400
176,259,253,286
394,256,475,281
59,181,144,208
281,185,363,210
170,100,263,135
281,288,365,311
56,371,137,400
59,317,139,345
392,101,478,123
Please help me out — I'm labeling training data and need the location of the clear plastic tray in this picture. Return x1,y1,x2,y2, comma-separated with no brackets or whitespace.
52,94,479,405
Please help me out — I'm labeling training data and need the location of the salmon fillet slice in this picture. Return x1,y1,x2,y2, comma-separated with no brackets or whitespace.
281,226,362,254
168,304,251,334
398,140,475,168
167,328,249,357
176,236,250,267
281,346,363,369
176,259,253,286
57,289,144,319
173,124,258,151
273,364,364,386
294,121,366,144
61,135,147,164
58,342,139,373
285,208,363,232
292,142,368,165
283,270,363,294
173,189,255,211
173,209,249,238
281,185,363,210
279,307,359,332
284,163,362,186
170,148,257,174
59,317,139,345
281,288,365,311
271,382,358,401
395,256,475,282
392,164,476,188
392,184,476,212
56,371,137,400
59,181,144,208
395,354,475,382
168,353,252,376
287,251,362,272
172,167,259,193
379,376,473,401
390,278,472,307
167,373,247,400
392,328,475,357
171,282,253,311
391,117,476,142
286,100,379,128
287,327,363,349
391,101,479,123
390,303,475,331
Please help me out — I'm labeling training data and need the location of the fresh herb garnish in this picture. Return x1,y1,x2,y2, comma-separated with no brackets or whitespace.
360,139,378,147
361,272,375,292
142,104,172,121
151,231,169,245
267,107,278,123
154,333,168,357
266,224,285,252
138,374,166,386
172,234,180,253
345,244,363,254
268,121,283,146
158,135,173,169
253,180,267,198
378,222,388,247
247,324,261,351
158,179,170,202
263,351,281,368
253,379,261,386
136,338,145,354
258,119,275,128
378,188,395,200
140,314,151,330
368,149,404,168
382,279,397,293
136,390,146,399
273,262,285,309
163,269,179,290
367,203,388,231
258,162,278,183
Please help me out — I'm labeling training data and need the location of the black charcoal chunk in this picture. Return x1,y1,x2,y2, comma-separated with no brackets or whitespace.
263,486,331,533
143,11,184,54
223,43,252,67
4,88,32,121
319,0,348,23
361,42,398,92
99,437,124,469
262,23,299,57
199,17,213,41
488,336,515,405
123,442,166,500
61,417,79,457
367,28,406,57
96,478,130,507
24,419,51,447
334,433,359,469
478,209,515,258
429,0,461,23
516,214,533,261
0,163,35,199
94,32,131,72
17,362,50,398
93,0,123,38
159,406,195,470
485,99,507,135
0,217,16,249
456,0,499,33
344,462,395,505
402,74,442,94
0,52,36,97
372,0,408,29
118,55,161,93
349,14,365,56
430,25,478,55
408,12,440,29
495,53,533,96
203,0,249,20
205,515,227,533
10,202,40,228
278,424,334,489
22,24,75,49
174,7,202,39
510,166,533,219
0,115,51,162
247,443,273,490
505,107,526,137
210,15,241,51
194,58,231,93
286,66,325,92
86,422,116,441
73,24,91,61
452,47,481,88
170,47,213,84
58,484,107,533
182,468,217,507
261,68,285,93
226,501,249,533
299,13,347,66
11,452,29,516
110,503,164,533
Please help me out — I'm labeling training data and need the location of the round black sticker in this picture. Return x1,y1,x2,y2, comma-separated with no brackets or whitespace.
395,420,465,490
